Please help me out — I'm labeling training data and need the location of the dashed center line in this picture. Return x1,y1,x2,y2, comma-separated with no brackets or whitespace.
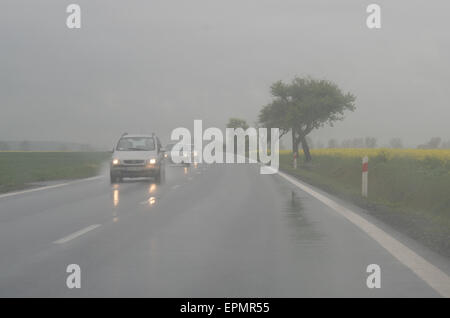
53,224,101,244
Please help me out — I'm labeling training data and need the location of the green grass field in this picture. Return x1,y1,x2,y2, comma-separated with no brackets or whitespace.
279,149,450,256
0,152,110,193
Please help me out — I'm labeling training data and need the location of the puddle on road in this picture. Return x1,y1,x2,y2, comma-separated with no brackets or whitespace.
284,191,323,244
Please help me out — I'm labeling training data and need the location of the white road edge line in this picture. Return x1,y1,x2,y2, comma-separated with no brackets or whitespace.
53,224,102,244
0,176,104,199
277,170,450,298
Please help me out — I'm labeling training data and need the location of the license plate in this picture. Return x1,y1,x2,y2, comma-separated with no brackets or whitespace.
126,166,142,171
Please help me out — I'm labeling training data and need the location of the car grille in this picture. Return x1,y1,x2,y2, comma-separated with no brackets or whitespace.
123,160,145,165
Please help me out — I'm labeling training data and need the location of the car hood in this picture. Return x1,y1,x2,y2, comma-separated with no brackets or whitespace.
112,151,157,160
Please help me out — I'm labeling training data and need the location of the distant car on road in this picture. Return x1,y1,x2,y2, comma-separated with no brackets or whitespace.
110,133,165,183
165,142,198,165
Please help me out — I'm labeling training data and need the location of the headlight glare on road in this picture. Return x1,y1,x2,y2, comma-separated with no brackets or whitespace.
112,158,120,165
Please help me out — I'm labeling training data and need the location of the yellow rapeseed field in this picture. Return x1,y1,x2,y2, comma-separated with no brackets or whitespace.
280,148,450,163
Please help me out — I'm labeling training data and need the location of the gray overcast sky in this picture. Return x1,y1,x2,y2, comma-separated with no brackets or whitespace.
1,0,449,147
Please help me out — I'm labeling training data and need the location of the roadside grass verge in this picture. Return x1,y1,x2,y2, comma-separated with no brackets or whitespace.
279,149,450,257
0,152,110,193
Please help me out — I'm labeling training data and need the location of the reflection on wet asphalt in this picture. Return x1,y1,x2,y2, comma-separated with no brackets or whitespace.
284,191,323,244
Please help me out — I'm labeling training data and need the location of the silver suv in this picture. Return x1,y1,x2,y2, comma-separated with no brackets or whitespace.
110,133,165,184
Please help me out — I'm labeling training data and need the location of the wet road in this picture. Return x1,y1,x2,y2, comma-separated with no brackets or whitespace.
0,163,448,297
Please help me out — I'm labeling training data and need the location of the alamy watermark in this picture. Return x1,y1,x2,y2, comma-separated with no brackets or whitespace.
66,264,81,289
366,264,381,289
170,120,279,174
65,4,381,30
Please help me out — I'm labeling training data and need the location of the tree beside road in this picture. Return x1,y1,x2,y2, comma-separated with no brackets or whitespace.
259,77,356,162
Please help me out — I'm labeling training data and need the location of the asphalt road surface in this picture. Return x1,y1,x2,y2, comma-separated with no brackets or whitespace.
0,163,449,297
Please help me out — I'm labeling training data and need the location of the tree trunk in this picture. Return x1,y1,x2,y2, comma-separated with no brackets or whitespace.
292,129,299,155
300,135,312,162
292,129,299,168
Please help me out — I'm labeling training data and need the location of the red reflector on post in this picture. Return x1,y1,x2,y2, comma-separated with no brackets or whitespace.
362,162,368,172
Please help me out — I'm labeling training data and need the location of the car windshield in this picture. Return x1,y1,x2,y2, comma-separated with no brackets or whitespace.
116,137,155,151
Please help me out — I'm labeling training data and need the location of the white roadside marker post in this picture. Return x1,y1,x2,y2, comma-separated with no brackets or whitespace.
293,152,297,169
362,156,369,197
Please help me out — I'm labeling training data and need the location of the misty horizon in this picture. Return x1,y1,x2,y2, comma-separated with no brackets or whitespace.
1,0,449,148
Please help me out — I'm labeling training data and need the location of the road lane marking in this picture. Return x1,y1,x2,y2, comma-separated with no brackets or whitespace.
68,176,104,184
277,170,450,297
172,185,180,189
53,224,101,244
0,176,104,199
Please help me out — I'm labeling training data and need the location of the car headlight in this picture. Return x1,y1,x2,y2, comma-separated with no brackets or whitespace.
148,158,157,164
193,150,198,156
112,158,120,165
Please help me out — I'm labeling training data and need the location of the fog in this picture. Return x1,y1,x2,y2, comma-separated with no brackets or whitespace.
1,0,449,148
